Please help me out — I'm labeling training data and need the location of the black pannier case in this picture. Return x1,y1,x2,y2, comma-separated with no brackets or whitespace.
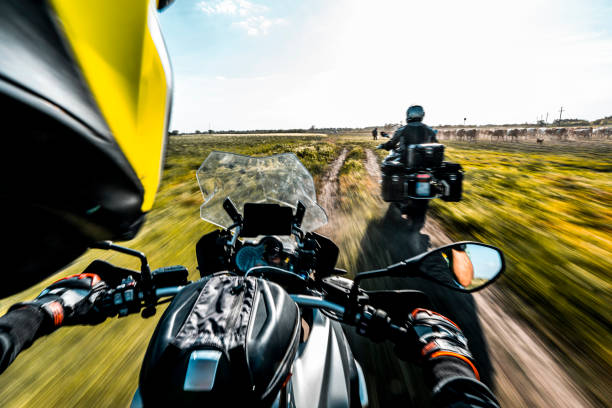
381,162,406,202
381,164,436,201
436,161,464,202
381,159,464,202
406,143,445,169
139,274,301,407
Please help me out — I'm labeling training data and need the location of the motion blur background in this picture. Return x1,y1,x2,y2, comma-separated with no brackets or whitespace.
0,0,610,407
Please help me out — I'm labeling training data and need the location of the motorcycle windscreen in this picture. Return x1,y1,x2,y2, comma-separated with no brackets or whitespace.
196,152,327,232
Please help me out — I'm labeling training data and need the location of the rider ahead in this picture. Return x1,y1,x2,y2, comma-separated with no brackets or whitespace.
0,2,498,406
378,105,438,159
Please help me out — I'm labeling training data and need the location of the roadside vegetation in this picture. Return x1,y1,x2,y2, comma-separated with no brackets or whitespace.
430,141,612,405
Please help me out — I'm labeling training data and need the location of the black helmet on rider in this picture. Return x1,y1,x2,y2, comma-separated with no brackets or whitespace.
406,105,425,122
0,0,175,297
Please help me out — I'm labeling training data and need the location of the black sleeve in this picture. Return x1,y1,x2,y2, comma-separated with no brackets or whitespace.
428,358,500,408
0,306,47,374
427,126,438,143
382,127,403,150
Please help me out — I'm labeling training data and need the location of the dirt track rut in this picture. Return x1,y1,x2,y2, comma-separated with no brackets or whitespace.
317,148,348,237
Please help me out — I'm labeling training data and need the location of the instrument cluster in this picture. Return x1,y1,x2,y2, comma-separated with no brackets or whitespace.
235,236,290,273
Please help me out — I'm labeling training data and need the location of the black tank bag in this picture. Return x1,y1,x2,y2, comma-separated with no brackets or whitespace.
139,274,301,407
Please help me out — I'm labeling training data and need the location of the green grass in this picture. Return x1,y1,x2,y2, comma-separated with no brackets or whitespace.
430,141,612,404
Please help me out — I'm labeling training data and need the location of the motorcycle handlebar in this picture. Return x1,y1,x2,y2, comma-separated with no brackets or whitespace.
101,282,408,346
97,282,186,318
290,294,410,344
155,286,184,298
290,294,345,315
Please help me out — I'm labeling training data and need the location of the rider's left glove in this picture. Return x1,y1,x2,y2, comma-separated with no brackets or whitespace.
9,273,108,331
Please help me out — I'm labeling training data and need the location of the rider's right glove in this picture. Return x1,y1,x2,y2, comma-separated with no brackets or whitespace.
8,273,108,333
405,308,480,381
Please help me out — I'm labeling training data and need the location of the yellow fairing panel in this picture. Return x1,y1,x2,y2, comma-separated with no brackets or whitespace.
49,0,171,211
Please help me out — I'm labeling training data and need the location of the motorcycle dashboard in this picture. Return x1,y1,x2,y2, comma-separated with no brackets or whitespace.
241,203,293,237
234,237,293,273
235,245,266,272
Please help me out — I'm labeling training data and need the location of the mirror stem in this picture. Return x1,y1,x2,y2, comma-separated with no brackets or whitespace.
385,261,408,277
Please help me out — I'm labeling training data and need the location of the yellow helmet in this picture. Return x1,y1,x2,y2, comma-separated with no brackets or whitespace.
0,0,174,296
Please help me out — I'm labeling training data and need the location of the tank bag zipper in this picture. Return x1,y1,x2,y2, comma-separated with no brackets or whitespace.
226,277,245,332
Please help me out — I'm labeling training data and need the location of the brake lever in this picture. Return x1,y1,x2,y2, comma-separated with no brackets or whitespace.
353,304,412,345
82,260,140,287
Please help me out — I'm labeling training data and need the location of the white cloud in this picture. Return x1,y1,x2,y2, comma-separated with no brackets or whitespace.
198,0,283,36
233,16,286,36
198,0,267,16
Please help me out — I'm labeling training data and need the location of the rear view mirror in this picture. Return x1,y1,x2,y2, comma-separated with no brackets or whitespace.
418,242,504,292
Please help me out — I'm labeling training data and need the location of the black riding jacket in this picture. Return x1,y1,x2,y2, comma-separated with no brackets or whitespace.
381,121,438,153
0,306,499,407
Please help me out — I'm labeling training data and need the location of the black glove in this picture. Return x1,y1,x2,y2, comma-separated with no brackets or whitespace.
376,144,385,150
406,308,480,381
9,273,108,331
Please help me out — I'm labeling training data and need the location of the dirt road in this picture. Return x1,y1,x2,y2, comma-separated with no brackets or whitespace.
317,148,348,238
316,148,593,407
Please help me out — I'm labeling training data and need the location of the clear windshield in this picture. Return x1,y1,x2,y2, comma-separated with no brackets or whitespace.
197,151,328,232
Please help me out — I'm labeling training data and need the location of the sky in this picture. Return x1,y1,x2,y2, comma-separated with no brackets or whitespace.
158,0,612,131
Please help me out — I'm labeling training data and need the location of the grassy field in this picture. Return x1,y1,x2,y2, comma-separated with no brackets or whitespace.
429,141,612,404
0,134,610,406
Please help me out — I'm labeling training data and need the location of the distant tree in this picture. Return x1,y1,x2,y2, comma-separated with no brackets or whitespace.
591,116,612,126
195,130,201,134
553,118,590,127
310,125,316,131
208,129,214,134
170,130,179,135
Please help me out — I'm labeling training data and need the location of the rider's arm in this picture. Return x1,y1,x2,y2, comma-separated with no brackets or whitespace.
429,357,499,407
428,126,439,143
451,248,474,287
381,127,403,150
0,306,47,374
408,308,500,407
0,273,106,374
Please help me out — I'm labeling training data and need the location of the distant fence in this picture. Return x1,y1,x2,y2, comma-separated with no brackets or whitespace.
434,126,612,142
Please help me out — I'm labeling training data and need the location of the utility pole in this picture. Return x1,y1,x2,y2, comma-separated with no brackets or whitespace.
463,117,466,126
545,112,549,125
558,106,564,125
